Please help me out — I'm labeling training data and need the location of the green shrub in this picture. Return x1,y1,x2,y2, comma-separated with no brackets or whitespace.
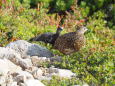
78,0,113,14
42,76,84,86
30,0,51,8
19,0,31,8
0,1,114,86
0,9,39,46
78,0,114,28
49,0,74,12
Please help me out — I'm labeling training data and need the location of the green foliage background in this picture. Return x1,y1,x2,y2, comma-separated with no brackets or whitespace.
0,0,114,85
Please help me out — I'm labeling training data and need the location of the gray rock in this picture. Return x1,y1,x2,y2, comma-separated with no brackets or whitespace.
37,76,52,81
24,79,45,86
32,68,43,79
0,76,6,85
0,59,22,76
47,67,76,78
56,69,76,78
31,56,50,67
50,56,62,62
37,67,76,80
14,71,34,83
74,84,89,86
0,47,21,60
0,47,30,69
6,40,53,58
22,58,33,68
0,72,15,86
8,82,18,86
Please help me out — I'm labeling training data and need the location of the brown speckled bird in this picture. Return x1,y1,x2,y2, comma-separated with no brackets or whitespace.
53,26,88,55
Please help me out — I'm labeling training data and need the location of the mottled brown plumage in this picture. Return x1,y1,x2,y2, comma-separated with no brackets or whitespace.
53,26,88,55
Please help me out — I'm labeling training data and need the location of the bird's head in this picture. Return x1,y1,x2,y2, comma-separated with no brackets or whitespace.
57,26,63,31
76,26,88,34
56,26,63,34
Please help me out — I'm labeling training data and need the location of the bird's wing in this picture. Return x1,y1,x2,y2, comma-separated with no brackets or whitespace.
54,32,75,50
35,32,54,41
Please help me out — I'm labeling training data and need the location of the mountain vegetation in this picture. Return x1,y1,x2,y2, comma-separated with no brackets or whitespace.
0,0,114,85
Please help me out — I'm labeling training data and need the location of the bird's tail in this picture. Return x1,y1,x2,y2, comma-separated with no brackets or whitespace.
29,36,41,42
28,37,35,42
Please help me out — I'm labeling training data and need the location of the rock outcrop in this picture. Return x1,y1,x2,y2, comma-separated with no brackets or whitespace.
0,40,79,86
6,40,54,58
0,47,30,69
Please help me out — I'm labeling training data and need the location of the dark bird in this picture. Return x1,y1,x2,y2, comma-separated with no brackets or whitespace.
29,26,63,45
53,26,88,55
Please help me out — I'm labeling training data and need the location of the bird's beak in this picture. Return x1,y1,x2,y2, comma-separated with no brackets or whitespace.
86,28,88,31
86,29,91,33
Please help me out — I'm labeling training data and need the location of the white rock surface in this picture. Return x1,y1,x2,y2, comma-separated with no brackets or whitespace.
8,82,18,86
14,71,34,83
0,76,6,85
48,67,76,78
24,79,45,86
32,68,43,79
31,56,50,67
57,69,76,78
0,72,15,86
0,40,80,86
0,47,21,60
74,84,89,86
6,40,53,58
50,56,62,62
37,67,76,80
0,47,30,69
22,58,33,67
0,59,22,76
